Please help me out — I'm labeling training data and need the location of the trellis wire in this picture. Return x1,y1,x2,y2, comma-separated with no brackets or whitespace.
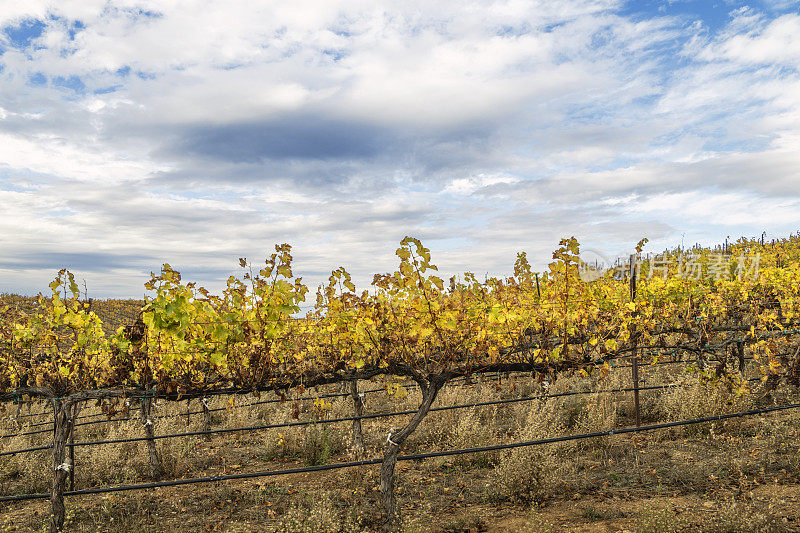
0,377,763,457
2,401,797,503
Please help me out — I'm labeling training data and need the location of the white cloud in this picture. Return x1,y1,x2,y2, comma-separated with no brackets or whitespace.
0,131,165,182
444,173,521,195
712,13,800,65
1,1,799,297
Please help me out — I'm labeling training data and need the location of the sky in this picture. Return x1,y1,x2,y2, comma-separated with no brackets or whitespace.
1,0,799,300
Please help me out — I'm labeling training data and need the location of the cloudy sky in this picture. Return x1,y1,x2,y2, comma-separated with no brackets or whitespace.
1,0,799,299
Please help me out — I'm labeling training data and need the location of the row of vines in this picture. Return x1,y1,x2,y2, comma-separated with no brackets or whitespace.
2,234,800,531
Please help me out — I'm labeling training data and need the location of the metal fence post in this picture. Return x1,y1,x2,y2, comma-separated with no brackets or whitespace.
630,254,641,427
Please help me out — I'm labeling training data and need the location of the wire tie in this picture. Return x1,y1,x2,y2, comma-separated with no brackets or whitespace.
387,427,399,447
144,418,153,426
55,460,71,472
201,398,209,407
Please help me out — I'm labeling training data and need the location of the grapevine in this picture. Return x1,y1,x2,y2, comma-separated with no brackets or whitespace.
2,234,800,530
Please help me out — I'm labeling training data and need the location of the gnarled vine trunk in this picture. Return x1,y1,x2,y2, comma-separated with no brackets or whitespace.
736,341,745,373
49,398,81,533
14,398,22,428
139,397,164,479
349,378,365,457
788,345,800,385
379,377,444,527
202,397,212,441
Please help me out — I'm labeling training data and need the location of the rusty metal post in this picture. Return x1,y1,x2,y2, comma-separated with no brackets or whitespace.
630,254,641,427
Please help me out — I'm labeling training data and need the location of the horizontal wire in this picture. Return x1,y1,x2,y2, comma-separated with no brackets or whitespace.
1,372,518,436
0,377,763,456
1,400,796,503
0,347,775,434
0,353,761,432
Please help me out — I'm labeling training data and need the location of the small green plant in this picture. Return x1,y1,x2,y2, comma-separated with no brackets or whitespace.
581,505,605,521
261,484,290,496
607,472,631,487
302,425,342,466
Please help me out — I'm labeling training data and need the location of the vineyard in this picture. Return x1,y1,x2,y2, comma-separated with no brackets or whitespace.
2,235,800,532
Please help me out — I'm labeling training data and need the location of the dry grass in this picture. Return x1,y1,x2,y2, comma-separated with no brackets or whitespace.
489,397,576,503
275,491,362,533
655,375,757,437
0,428,50,495
635,497,788,533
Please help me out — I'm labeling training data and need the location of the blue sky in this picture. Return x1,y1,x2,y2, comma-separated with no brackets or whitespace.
0,0,799,298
